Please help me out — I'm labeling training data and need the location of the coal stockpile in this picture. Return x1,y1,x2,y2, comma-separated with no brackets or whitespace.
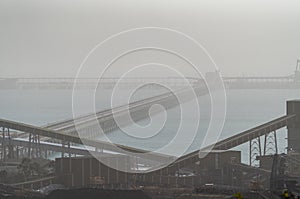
45,189,152,199
0,184,151,199
0,184,42,199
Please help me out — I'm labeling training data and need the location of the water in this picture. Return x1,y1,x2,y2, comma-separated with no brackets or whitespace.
0,88,300,163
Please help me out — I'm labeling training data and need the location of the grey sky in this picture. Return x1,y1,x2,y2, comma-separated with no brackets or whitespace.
0,0,300,78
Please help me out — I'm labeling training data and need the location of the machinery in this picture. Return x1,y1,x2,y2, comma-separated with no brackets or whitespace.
295,59,300,82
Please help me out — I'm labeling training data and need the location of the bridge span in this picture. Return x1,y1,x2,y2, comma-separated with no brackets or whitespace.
2,60,300,90
1,75,299,90
10,84,209,157
1,84,210,162
42,85,208,137
165,114,296,171
1,61,300,90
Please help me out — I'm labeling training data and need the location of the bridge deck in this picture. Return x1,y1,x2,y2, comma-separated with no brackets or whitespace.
0,118,172,161
43,85,207,132
1,86,209,163
166,114,296,169
0,137,91,156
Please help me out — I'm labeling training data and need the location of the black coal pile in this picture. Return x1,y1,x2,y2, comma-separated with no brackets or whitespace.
0,184,42,199
0,184,16,198
0,186,152,199
45,189,152,199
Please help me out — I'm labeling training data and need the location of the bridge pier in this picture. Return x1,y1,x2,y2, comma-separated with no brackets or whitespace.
28,133,41,159
249,137,262,166
287,100,300,152
263,131,278,155
0,127,13,161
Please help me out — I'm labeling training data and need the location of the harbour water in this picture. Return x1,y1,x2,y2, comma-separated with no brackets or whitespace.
1,88,300,163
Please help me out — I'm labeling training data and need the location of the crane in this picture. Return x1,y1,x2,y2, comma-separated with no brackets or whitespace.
295,59,300,81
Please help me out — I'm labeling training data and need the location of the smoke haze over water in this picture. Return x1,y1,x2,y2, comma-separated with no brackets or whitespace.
1,0,300,78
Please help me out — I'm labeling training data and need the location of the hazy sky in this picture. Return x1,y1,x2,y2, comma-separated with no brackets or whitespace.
1,0,300,78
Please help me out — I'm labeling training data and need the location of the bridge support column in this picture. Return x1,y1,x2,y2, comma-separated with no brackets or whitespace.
287,100,300,152
263,130,278,155
61,141,65,158
249,137,262,166
1,127,12,161
28,133,41,159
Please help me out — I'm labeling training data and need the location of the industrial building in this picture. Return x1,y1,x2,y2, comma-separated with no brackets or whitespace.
55,150,242,188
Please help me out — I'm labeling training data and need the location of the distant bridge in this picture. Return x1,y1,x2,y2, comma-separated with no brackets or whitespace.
0,77,200,89
1,59,300,90
0,73,299,90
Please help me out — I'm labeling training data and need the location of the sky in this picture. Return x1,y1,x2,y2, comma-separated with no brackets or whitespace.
0,0,300,78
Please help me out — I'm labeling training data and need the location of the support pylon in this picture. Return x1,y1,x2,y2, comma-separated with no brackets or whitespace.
28,133,41,158
249,137,262,167
263,130,278,156
0,127,12,161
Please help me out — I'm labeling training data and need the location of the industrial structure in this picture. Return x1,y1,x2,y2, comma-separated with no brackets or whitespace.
0,100,299,192
55,150,242,188
0,60,300,90
1,65,300,198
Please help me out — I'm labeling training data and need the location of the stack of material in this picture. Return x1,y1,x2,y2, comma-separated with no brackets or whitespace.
45,189,151,199
0,184,42,199
0,184,16,198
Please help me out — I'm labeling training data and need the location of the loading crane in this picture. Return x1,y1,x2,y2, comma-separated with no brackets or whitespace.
295,59,300,81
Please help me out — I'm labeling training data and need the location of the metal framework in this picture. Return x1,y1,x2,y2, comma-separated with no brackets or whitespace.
249,129,279,167
28,133,41,158
249,137,262,167
263,130,278,156
0,127,12,161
